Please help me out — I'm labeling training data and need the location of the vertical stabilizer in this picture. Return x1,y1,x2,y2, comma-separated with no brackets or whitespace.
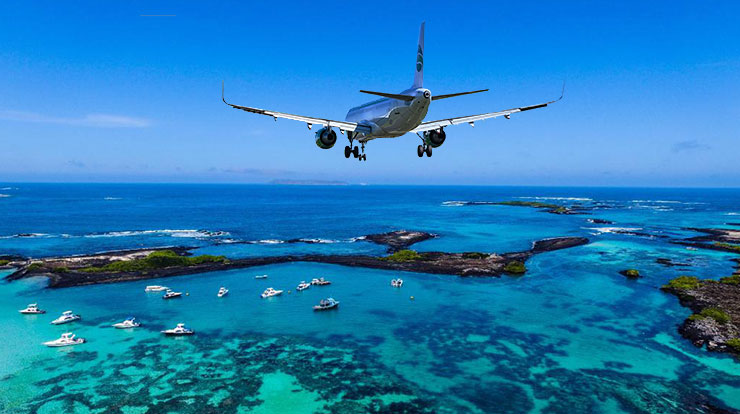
413,22,425,88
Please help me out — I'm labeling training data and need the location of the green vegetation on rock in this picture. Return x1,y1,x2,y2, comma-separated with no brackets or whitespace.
720,274,740,285
726,338,740,353
662,275,701,291
0,259,9,266
52,266,69,273
79,250,227,273
688,307,730,324
27,262,44,271
382,249,422,262
462,252,489,260
621,269,641,279
714,242,740,253
503,261,526,274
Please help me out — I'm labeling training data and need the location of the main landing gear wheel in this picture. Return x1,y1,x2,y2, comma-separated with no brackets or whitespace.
417,145,424,157
352,146,359,158
425,145,432,157
344,146,351,158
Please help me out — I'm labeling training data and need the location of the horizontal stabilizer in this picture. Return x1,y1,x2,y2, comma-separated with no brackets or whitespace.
359,90,414,101
432,89,489,101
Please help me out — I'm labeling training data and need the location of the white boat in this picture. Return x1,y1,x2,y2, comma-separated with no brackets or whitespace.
313,297,340,311
391,278,404,288
260,287,283,298
310,277,331,286
145,285,168,292
112,317,141,329
161,323,194,336
44,332,85,347
162,289,183,300
19,303,46,314
51,310,81,325
254,274,268,279
217,287,229,297
296,281,310,291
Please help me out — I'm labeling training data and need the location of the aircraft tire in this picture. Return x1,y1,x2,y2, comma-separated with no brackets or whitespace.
417,145,424,157
425,146,432,157
344,146,351,158
353,146,359,158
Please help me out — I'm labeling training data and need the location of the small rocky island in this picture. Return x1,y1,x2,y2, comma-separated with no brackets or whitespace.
662,274,740,356
4,231,588,288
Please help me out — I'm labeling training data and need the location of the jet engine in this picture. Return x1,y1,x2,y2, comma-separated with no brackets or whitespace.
424,128,446,148
314,127,337,149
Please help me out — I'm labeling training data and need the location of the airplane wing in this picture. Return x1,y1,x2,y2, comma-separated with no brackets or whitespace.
411,88,564,133
222,83,370,133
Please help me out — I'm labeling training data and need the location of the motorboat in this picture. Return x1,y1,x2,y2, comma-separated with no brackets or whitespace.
296,281,310,291
19,303,46,314
217,287,229,297
260,287,283,298
162,289,183,300
313,297,340,311
391,278,404,288
161,323,194,336
254,274,268,279
51,310,81,325
43,332,85,347
145,285,168,292
310,277,331,286
112,317,141,329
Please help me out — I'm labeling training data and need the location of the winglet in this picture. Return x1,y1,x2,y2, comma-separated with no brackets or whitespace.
558,81,566,101
222,81,227,104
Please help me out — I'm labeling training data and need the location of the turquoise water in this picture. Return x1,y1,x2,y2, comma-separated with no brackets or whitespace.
1,185,740,413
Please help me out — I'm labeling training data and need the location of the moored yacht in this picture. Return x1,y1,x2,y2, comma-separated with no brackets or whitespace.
145,285,168,292
43,332,85,347
162,289,183,300
112,317,141,329
296,281,310,291
161,323,194,336
254,274,268,279
310,277,331,286
19,303,46,314
51,310,81,325
391,278,404,288
260,287,283,298
217,287,229,297
313,297,340,311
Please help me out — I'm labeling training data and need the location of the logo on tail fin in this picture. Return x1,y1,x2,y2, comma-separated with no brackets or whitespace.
416,46,423,72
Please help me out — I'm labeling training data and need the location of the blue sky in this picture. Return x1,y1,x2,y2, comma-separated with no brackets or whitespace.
1,1,739,186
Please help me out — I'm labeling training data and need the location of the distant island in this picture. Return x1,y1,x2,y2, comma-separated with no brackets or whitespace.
269,179,349,186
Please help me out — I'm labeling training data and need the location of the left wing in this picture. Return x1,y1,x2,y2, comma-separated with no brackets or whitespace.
222,82,369,133
411,88,564,133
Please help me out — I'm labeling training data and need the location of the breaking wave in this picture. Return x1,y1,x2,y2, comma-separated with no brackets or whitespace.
518,196,593,201
84,229,230,239
585,227,643,235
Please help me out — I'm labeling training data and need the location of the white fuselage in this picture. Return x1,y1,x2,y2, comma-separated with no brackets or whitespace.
345,88,431,141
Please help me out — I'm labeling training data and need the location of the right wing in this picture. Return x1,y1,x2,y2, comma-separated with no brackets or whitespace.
412,87,564,133
222,82,370,133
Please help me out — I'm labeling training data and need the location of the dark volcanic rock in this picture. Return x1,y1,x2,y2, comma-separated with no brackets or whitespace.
364,230,436,252
657,258,692,267
586,218,614,225
663,278,740,355
6,236,589,288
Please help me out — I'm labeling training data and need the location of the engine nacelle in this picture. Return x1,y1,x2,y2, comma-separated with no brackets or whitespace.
314,127,337,149
424,128,446,148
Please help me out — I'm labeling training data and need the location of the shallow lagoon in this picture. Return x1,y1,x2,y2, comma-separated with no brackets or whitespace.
1,185,740,413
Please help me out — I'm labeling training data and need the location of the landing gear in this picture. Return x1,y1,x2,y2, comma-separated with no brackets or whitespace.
344,146,351,158
344,132,367,161
417,143,432,157
425,145,432,157
417,145,424,157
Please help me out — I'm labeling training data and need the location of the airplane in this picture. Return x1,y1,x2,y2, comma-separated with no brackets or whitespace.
222,22,562,161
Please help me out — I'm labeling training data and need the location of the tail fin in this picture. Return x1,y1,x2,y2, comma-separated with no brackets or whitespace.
413,22,425,88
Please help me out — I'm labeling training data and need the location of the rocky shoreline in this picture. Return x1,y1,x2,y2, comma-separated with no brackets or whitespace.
3,231,588,288
662,274,740,356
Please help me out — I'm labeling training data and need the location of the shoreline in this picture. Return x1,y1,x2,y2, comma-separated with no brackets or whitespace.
4,231,588,288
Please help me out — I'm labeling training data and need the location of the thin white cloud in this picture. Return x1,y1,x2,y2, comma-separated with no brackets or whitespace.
0,110,151,128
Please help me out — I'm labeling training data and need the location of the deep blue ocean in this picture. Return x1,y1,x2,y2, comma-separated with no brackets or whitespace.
1,184,739,413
